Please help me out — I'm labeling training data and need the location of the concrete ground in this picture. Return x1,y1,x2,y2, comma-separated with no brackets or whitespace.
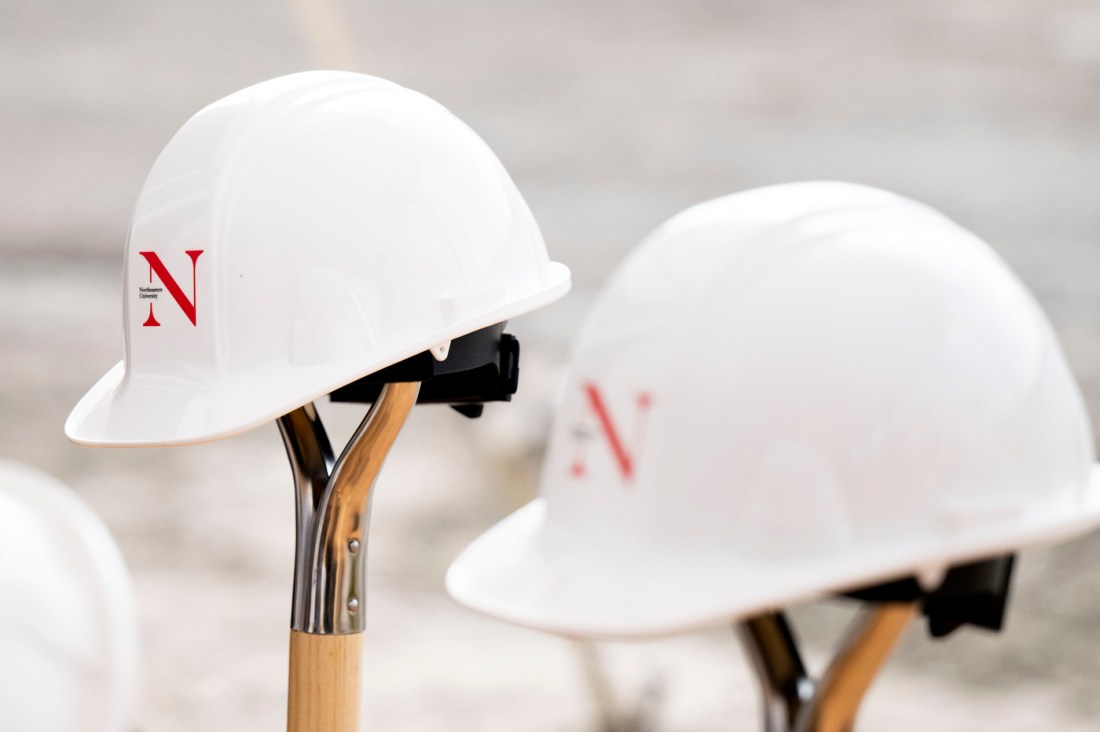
3,0,1100,729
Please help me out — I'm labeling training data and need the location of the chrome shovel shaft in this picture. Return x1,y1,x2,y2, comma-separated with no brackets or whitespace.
736,613,815,732
738,603,916,732
278,382,420,635
795,603,916,732
278,403,335,633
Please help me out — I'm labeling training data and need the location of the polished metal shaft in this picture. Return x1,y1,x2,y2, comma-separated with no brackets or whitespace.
736,613,815,732
278,382,420,634
738,603,916,732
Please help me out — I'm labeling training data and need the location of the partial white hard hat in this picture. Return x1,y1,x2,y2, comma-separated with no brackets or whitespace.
66,71,569,446
0,459,139,731
447,181,1100,639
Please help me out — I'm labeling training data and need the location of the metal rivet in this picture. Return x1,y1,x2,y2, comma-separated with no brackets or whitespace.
347,597,359,614
348,538,360,555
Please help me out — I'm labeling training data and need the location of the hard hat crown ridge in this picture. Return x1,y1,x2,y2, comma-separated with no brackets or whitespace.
65,71,570,447
447,181,1100,639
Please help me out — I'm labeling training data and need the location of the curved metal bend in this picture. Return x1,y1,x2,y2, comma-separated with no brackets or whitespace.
279,382,421,634
736,613,815,732
738,603,916,732
794,602,916,732
277,403,335,632
310,381,419,633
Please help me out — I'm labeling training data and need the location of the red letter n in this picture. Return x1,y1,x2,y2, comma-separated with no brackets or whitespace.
139,250,204,326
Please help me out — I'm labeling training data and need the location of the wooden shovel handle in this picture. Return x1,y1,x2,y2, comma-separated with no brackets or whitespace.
287,630,363,732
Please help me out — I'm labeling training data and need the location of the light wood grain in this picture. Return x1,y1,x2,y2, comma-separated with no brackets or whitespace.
287,630,363,732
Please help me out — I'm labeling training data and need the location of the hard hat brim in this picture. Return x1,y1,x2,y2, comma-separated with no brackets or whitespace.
447,466,1100,640
65,262,570,447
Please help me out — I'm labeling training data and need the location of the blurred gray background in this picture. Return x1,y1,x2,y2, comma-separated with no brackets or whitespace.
3,0,1100,729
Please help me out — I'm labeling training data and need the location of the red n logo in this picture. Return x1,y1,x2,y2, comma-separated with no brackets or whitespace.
570,381,653,483
138,250,204,327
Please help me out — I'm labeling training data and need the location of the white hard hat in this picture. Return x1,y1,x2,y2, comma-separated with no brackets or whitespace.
66,71,570,447
447,181,1100,639
0,459,139,731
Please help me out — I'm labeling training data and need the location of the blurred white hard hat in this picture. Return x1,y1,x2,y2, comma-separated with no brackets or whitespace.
447,181,1100,639
0,459,139,731
66,70,569,447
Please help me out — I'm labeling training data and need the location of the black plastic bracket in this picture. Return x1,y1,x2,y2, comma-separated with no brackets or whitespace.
841,554,1015,638
328,323,520,419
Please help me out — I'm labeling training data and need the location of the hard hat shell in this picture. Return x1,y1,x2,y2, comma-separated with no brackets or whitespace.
0,459,139,731
447,182,1100,639
66,71,570,447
